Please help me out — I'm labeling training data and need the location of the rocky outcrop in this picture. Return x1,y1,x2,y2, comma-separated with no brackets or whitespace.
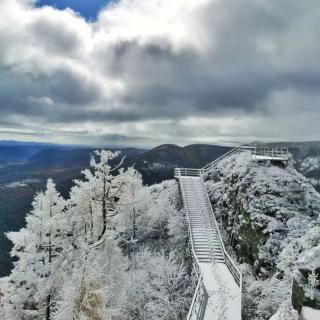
292,247,320,312
204,151,320,318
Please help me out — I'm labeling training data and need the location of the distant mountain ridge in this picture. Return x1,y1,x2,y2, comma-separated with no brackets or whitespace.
1,140,320,186
122,143,232,184
27,147,145,170
0,145,46,164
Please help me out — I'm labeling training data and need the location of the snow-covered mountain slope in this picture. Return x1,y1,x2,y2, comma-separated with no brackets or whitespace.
294,146,320,192
204,151,320,319
268,141,320,192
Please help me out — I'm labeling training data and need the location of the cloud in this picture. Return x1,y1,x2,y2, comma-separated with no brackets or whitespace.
0,0,319,147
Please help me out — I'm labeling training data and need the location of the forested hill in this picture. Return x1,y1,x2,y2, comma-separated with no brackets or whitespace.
121,143,232,184
204,151,320,319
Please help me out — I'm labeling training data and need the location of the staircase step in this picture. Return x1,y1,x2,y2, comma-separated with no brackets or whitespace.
179,176,240,273
193,242,210,246
196,254,211,258
193,241,209,244
195,249,211,253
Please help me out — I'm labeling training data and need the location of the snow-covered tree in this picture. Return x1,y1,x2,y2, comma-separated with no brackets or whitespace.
306,268,319,300
3,179,67,319
69,150,141,246
117,169,144,238
123,250,191,320
270,301,298,320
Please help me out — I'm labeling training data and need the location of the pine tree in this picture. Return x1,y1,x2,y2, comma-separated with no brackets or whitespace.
307,268,319,300
4,179,67,319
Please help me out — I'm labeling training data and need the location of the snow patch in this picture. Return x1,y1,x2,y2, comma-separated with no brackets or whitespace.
301,306,320,320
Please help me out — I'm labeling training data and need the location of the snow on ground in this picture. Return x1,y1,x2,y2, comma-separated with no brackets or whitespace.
253,155,288,161
301,156,320,172
270,311,281,320
200,262,241,320
4,178,41,188
301,306,320,320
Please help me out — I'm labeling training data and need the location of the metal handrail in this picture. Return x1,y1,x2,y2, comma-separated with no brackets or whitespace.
177,173,242,320
186,274,208,320
175,168,202,177
201,145,289,174
251,147,289,160
199,177,242,287
176,167,242,284
201,147,241,173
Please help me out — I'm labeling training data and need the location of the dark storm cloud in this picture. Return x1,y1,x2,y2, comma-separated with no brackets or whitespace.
0,99,35,115
48,69,103,106
279,72,320,92
0,0,319,145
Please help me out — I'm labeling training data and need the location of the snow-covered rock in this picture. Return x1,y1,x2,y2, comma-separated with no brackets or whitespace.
205,152,320,273
296,246,320,276
301,306,320,320
204,151,320,319
292,246,320,312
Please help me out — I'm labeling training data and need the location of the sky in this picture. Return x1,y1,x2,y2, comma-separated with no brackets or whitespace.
0,0,319,147
36,0,112,20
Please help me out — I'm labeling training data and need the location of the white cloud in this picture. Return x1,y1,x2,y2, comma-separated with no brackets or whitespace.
0,0,319,147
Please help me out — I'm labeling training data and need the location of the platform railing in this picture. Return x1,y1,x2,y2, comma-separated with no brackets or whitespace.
200,145,289,174
201,145,258,174
174,168,201,177
201,147,240,173
251,147,289,160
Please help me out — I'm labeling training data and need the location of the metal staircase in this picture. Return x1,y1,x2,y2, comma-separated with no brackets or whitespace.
176,168,242,320
180,177,225,264
176,145,289,320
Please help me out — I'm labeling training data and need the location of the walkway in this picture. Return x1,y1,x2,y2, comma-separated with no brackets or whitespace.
176,173,242,320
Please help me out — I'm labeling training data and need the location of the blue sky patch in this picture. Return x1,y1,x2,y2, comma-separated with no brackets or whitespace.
36,0,113,20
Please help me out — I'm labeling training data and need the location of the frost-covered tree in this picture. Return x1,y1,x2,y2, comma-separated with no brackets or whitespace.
51,151,129,319
270,301,298,320
117,169,144,239
69,150,139,246
115,179,184,257
53,240,125,320
3,179,67,319
123,250,190,320
306,268,319,300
